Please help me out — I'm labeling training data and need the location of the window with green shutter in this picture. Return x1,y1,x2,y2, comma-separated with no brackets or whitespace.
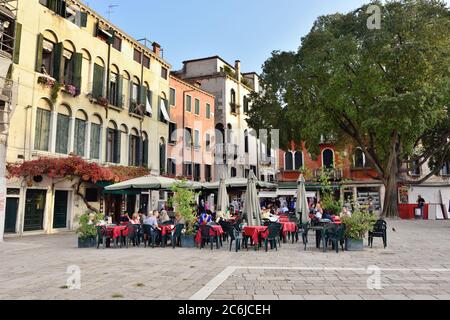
71,52,82,89
90,124,101,159
34,108,51,151
52,42,64,82
169,88,176,106
194,99,200,115
206,103,211,119
74,119,86,157
186,95,192,112
13,23,22,64
113,129,121,163
55,114,70,154
92,63,105,99
142,138,149,168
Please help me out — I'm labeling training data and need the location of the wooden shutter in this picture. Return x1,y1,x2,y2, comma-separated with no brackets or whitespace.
108,29,115,45
116,75,123,107
142,139,148,168
53,42,64,82
92,63,104,98
136,137,142,166
128,135,132,165
71,52,83,89
139,86,146,106
80,12,88,28
35,34,44,72
13,23,22,64
114,129,121,163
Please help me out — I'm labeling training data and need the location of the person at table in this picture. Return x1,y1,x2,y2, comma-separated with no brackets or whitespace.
160,210,171,224
199,211,212,225
174,212,186,226
340,206,352,218
280,205,289,214
261,207,270,220
130,213,141,225
143,211,161,244
215,211,225,224
119,212,130,224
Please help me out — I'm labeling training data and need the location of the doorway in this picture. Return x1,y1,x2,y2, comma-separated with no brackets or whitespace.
53,190,68,229
5,198,19,233
24,189,47,232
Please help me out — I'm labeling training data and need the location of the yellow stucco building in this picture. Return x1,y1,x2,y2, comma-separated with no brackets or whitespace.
4,0,171,235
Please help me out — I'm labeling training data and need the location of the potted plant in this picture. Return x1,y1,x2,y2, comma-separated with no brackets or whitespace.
169,181,198,248
76,211,104,248
341,211,377,251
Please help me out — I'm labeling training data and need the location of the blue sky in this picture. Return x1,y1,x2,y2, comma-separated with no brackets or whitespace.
84,0,446,73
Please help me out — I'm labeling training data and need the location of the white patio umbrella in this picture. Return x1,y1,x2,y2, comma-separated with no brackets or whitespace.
216,175,229,217
243,171,262,226
296,174,311,224
105,175,202,191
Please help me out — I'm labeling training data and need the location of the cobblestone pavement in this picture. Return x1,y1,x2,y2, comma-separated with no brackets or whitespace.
1,219,450,300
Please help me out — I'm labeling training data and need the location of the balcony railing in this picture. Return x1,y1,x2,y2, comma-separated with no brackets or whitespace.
129,100,145,116
260,154,275,166
313,168,344,180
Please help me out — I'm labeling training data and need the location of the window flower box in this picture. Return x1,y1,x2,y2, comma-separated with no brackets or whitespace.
37,75,56,88
62,84,80,97
95,96,109,107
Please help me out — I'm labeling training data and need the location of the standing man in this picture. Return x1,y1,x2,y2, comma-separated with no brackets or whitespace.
417,195,425,219
367,197,375,215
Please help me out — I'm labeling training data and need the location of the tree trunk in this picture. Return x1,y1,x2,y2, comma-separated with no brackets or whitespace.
381,135,400,218
75,180,100,214
382,168,399,218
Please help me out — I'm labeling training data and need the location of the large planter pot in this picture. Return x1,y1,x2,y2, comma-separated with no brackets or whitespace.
78,237,96,248
345,238,364,251
180,235,196,248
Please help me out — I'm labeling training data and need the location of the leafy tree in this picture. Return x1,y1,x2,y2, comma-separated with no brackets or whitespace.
169,181,198,235
248,0,450,217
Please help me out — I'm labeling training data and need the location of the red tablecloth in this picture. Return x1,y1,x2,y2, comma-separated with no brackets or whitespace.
160,225,175,236
107,225,128,239
280,222,297,237
243,226,269,244
195,225,224,245
279,217,290,223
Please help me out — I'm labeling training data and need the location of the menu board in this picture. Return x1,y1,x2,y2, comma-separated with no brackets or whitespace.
398,187,409,204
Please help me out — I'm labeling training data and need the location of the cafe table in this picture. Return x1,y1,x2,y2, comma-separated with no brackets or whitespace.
195,225,224,247
243,226,269,249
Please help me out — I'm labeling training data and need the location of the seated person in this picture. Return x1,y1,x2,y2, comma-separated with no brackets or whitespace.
280,206,289,214
119,212,130,224
215,211,225,224
322,212,334,221
174,212,186,226
261,207,271,220
199,212,212,225
159,210,171,224
144,211,161,229
340,206,352,218
130,213,141,225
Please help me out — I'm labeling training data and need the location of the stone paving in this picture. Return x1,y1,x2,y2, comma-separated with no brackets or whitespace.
1,219,450,300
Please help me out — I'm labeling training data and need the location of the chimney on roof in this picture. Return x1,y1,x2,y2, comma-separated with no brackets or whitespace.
152,42,161,56
194,81,202,88
235,60,241,82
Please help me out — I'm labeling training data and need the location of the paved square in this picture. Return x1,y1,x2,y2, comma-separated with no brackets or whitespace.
1,219,450,300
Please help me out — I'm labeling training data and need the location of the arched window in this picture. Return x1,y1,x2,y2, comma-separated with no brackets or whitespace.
160,138,166,174
34,98,53,151
322,149,335,168
230,89,236,113
227,123,232,144
109,64,122,107
294,151,303,170
39,30,58,77
354,148,365,168
285,152,294,171
62,40,77,86
74,110,87,157
129,128,140,166
243,95,249,113
55,104,71,154
90,114,102,160
93,57,106,99
106,120,120,163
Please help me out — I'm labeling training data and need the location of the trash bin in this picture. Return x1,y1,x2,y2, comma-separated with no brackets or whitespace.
415,208,422,219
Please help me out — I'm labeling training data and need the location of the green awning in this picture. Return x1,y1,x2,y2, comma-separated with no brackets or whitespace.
277,182,341,191
102,189,142,195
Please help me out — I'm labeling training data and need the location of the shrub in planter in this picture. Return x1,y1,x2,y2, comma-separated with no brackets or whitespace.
76,212,104,248
341,211,377,251
169,181,198,248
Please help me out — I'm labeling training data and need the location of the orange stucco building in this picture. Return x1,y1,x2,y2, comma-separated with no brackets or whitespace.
167,75,216,182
